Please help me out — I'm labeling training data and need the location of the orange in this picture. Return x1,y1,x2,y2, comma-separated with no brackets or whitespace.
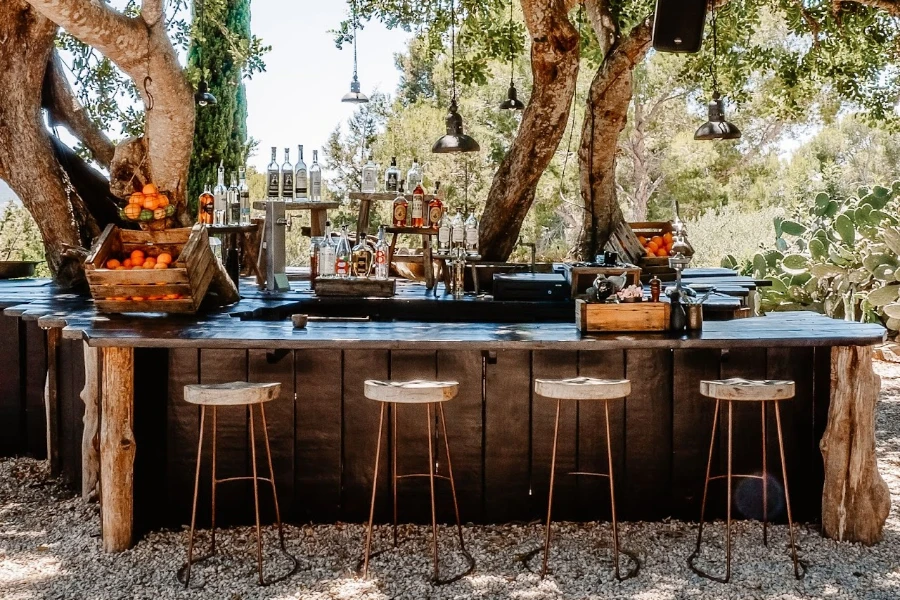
157,252,173,265
111,296,127,302
650,235,664,247
142,183,159,195
124,204,142,220
147,296,161,301
154,262,168,270
115,266,127,271
143,195,159,211
164,294,179,300
128,193,144,206
156,194,169,208
656,248,669,257
131,296,145,302
645,248,655,258
637,236,647,246
130,249,145,263
105,259,121,269
143,257,157,269
647,241,659,253
663,232,674,245
123,258,133,268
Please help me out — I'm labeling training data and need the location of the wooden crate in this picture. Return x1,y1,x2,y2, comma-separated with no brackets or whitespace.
576,299,670,332
314,277,396,298
561,264,642,298
85,224,228,313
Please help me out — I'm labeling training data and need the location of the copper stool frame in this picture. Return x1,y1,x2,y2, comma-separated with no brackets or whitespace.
361,401,474,584
179,403,299,587
688,398,804,583
540,397,638,581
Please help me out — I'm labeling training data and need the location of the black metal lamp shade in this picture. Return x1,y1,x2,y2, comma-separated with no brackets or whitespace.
341,75,369,104
432,99,480,153
499,83,525,111
195,79,217,107
694,93,741,140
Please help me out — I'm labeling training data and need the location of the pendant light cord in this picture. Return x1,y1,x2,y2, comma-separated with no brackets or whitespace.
197,0,204,77
711,0,718,93
508,0,514,85
352,0,359,80
450,0,457,102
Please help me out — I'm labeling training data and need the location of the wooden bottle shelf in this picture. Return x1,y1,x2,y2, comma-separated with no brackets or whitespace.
386,226,439,236
348,192,435,202
251,200,341,211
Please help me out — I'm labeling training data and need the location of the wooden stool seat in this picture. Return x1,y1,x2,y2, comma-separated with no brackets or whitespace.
535,377,630,400
184,382,281,406
700,378,794,402
364,379,459,404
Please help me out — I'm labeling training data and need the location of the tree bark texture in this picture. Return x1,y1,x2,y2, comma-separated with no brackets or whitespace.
820,346,890,545
574,20,652,260
478,0,580,261
80,342,100,502
100,346,135,552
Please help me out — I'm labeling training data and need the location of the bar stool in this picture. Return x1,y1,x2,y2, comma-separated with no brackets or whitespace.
361,379,474,584
535,376,635,581
179,381,297,587
690,378,802,582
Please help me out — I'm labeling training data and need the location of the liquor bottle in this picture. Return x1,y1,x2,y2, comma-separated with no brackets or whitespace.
406,158,422,191
309,236,322,289
374,225,389,280
281,148,294,201
198,183,214,225
318,222,336,277
450,208,464,248
214,162,227,224
384,157,400,193
309,150,322,202
334,225,352,277
392,180,408,227
361,154,378,194
238,167,250,225
352,236,374,277
410,182,425,228
437,208,451,253
428,181,443,230
464,211,479,255
266,147,280,199
227,173,240,224
295,145,308,200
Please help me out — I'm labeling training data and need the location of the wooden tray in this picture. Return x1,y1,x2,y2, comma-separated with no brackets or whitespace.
85,224,237,313
576,299,670,332
314,277,396,298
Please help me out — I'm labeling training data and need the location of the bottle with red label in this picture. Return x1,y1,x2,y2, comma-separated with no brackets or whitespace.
428,181,443,230
334,224,352,277
411,182,426,228
392,180,408,227
374,225,389,280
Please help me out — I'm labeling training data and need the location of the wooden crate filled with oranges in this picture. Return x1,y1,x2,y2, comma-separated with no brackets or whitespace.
120,183,177,231
629,221,692,282
85,224,237,314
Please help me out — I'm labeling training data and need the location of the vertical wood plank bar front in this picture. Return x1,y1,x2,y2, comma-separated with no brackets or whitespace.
100,346,136,552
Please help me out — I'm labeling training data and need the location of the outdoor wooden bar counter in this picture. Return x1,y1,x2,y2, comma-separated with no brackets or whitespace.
0,280,890,555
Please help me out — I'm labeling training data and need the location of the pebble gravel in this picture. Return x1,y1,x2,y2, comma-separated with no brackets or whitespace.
2,362,900,600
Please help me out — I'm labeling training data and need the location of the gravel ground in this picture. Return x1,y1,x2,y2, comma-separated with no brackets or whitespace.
2,363,900,600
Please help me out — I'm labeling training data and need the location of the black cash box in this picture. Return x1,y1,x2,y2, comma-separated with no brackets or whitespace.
492,273,571,301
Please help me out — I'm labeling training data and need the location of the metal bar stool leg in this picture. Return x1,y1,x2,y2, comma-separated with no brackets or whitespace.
211,407,217,554
248,405,264,585
426,403,440,580
761,401,768,547
392,404,399,547
362,403,387,578
438,404,466,551
184,406,207,587
725,401,733,583
541,398,562,578
604,400,621,580
774,403,801,579
258,404,286,549
694,399,720,555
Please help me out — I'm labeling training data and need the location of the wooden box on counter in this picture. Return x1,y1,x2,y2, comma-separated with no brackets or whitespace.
576,299,670,332
85,224,236,314
314,277,397,298
561,263,642,298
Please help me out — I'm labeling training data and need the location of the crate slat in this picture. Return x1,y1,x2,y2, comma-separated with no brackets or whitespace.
576,299,670,332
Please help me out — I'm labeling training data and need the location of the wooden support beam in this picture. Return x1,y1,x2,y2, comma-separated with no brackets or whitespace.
820,346,891,544
80,342,101,502
100,346,135,552
44,327,61,476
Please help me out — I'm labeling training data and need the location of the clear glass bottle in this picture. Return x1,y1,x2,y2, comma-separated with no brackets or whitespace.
452,246,466,299
266,147,280,199
450,208,464,248
281,148,294,201
334,224,352,278
374,225,389,280
352,236,374,277
318,222,336,277
392,180,408,227
295,145,308,200
309,236,322,289
198,183,214,225
361,154,378,194
384,157,400,193
214,162,227,224
428,181,443,230
238,167,250,225
227,173,240,225
464,211,479,255
406,157,422,191
411,182,425,228
309,150,322,202
437,207,451,253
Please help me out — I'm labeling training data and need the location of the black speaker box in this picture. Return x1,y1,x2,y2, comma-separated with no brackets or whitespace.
651,0,708,53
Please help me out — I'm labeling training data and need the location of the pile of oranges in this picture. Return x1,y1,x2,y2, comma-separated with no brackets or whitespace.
120,183,176,223
101,248,184,302
638,232,675,258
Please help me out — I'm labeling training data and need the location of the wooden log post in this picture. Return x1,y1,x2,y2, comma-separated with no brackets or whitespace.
820,345,891,544
44,327,61,476
100,346,135,552
80,342,101,502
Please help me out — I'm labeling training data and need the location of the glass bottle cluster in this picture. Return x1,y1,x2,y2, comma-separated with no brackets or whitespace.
198,162,250,226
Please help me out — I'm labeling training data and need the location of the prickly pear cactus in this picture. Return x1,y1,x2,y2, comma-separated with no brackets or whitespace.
722,182,900,335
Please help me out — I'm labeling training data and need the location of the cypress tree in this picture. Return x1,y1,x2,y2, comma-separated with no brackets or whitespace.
186,0,251,216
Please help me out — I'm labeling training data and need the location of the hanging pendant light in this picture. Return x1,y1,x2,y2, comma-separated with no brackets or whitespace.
432,0,480,153
499,0,525,111
342,0,369,104
194,0,217,107
694,3,739,141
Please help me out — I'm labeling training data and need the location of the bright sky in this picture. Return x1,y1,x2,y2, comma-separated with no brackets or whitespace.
246,3,411,172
